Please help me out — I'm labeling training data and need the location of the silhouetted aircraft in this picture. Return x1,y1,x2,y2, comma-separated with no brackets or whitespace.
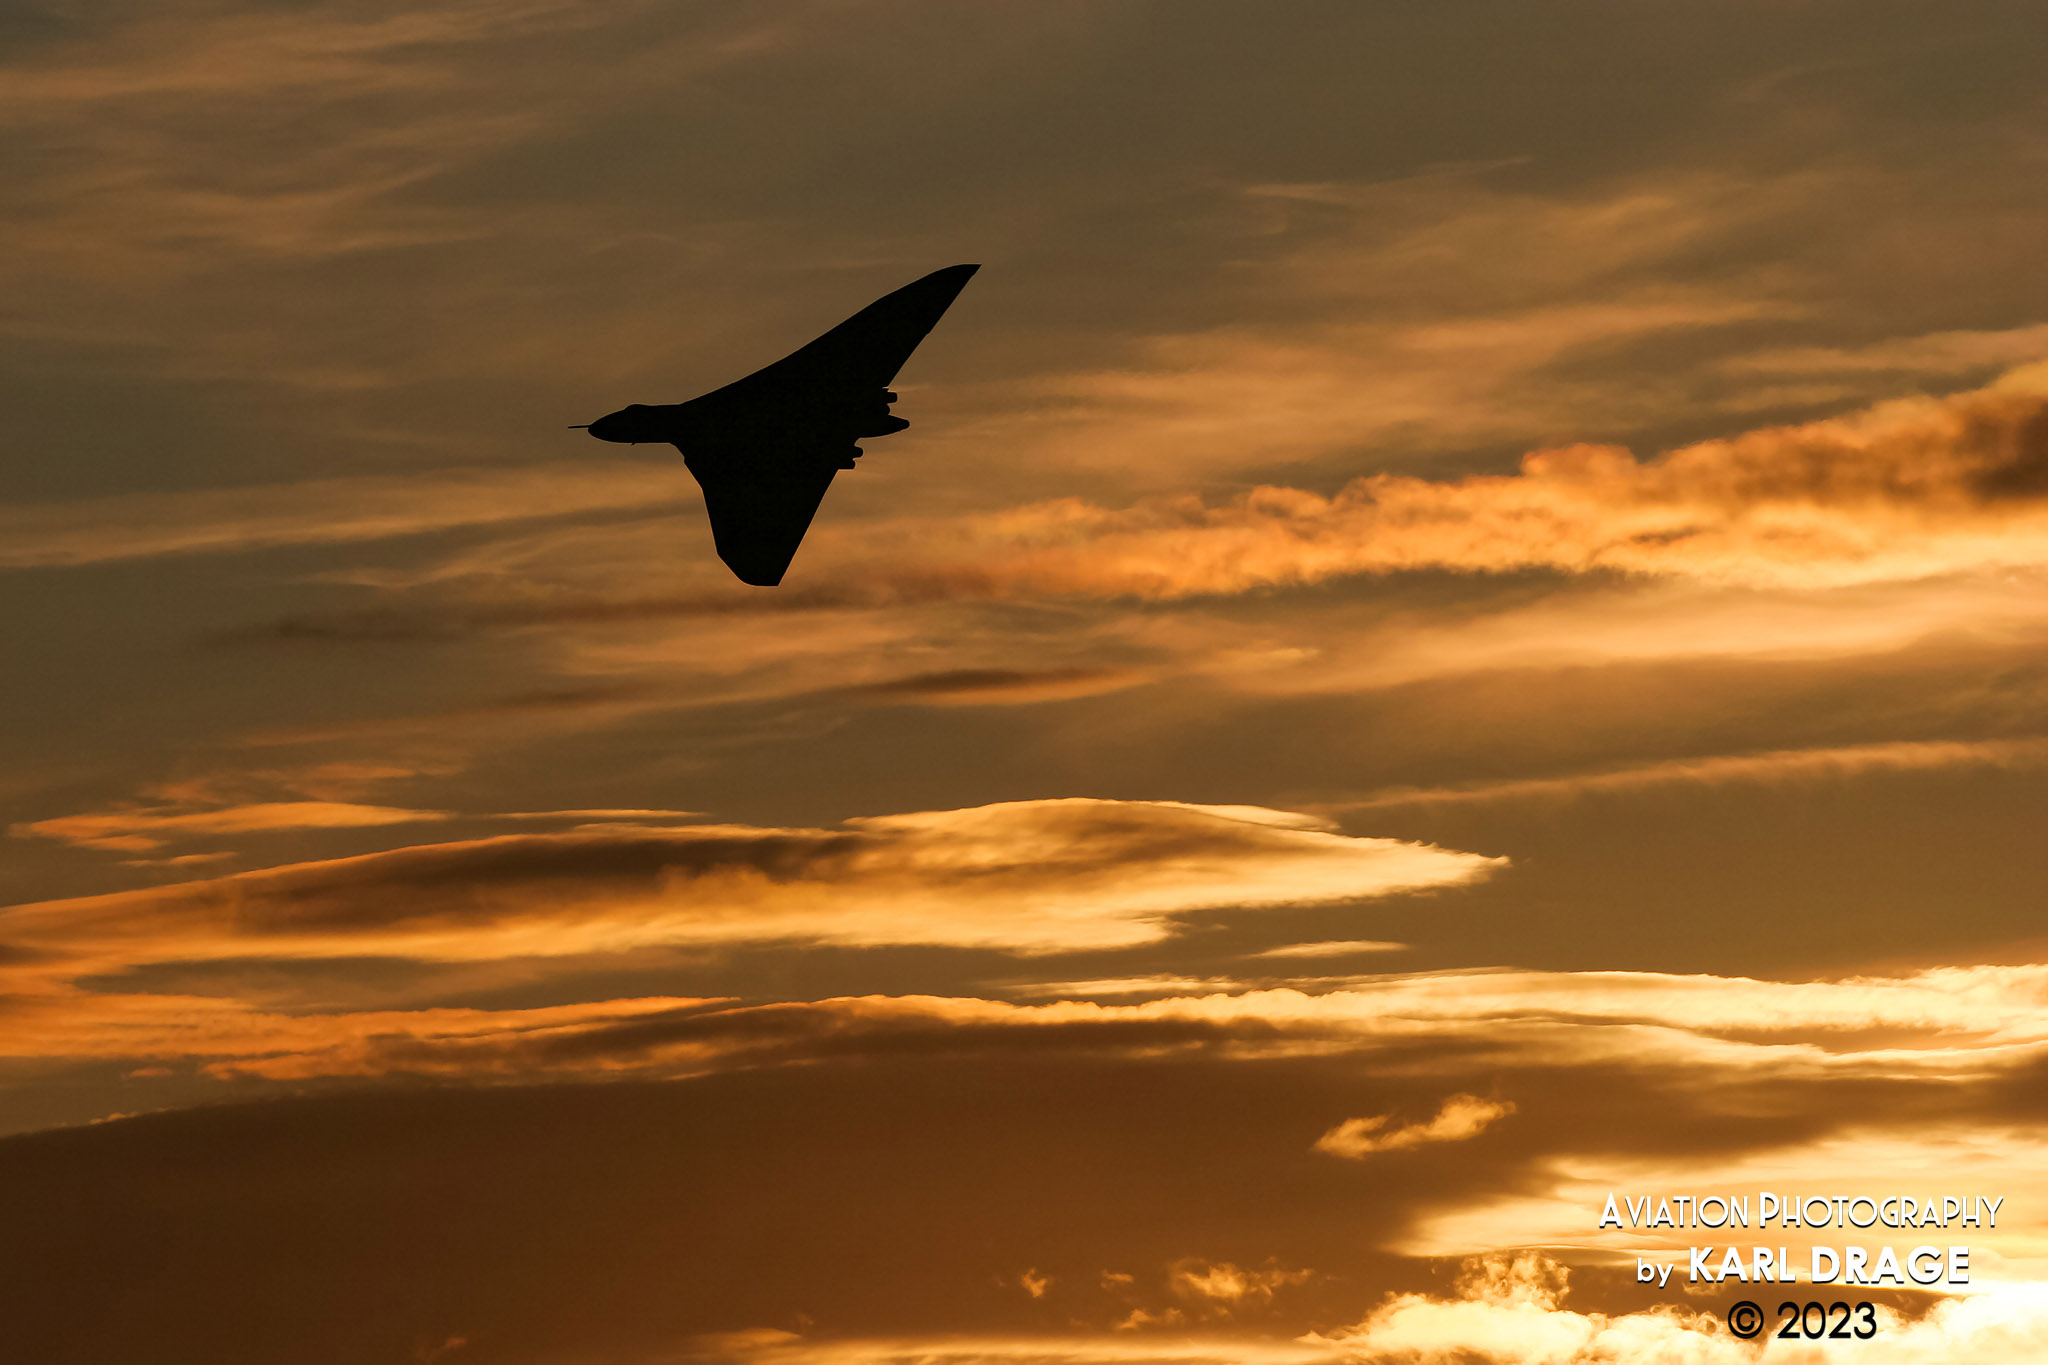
574,264,979,586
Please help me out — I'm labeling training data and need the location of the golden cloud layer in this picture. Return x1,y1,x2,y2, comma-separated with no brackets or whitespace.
18,362,2045,609
1,799,1498,964
1312,1253,2048,1365
822,363,2048,603
1314,1094,1515,1159
633,1258,2048,1364
0,989,709,1078
0,461,693,568
12,799,452,851
186,365,2048,742
1335,737,2048,812
15,958,2048,1092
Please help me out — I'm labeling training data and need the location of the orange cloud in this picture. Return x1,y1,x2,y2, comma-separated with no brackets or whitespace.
0,987,711,1076
20,960,2048,1088
829,363,2048,601
226,365,2048,702
0,461,693,569
614,1263,2048,1363
0,799,1499,961
1168,1260,1316,1309
12,800,452,851
1253,940,1403,958
846,666,1149,706
1313,1253,2048,1365
1729,323,2048,379
1334,737,2048,812
950,289,1783,483
33,361,2048,619
1314,1094,1515,1158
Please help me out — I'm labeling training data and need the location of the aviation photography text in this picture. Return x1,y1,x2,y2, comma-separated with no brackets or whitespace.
1601,1192,2005,1289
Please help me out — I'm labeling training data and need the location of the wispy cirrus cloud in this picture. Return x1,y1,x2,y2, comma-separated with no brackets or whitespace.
1252,940,1403,959
0,0,785,276
0,1,598,109
1332,736,2048,813
11,799,452,851
18,352,2048,609
21,960,2048,1087
0,461,692,569
844,666,1149,706
847,362,2048,602
954,288,1787,484
1728,323,2048,380
0,988,714,1080
1,798,1498,963
210,363,2048,669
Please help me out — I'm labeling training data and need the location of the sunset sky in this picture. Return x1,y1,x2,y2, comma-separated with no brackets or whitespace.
6,3,2048,1362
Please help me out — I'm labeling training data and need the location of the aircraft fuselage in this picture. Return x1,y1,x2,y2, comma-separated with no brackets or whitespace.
569,263,977,585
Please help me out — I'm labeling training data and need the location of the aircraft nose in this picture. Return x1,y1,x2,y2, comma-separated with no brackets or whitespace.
581,412,627,442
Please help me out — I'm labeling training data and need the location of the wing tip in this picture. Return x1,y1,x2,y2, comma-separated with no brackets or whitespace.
723,559,788,587
720,549,792,587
